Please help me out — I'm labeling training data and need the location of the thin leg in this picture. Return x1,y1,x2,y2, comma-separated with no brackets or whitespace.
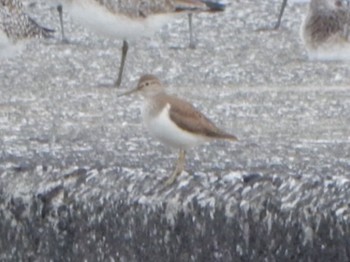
114,40,128,88
165,150,186,186
188,13,196,49
274,0,288,30
57,4,68,43
344,1,350,38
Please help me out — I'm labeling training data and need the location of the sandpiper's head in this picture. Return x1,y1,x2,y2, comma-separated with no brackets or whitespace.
136,74,164,97
118,74,165,98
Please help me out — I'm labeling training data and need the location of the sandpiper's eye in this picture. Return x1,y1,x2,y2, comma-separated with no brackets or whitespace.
145,82,149,86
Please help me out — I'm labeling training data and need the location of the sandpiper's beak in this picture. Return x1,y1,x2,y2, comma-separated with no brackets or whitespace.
117,88,138,97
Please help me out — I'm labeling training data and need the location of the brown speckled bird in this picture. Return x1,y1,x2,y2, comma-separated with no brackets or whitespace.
301,0,350,60
0,0,54,57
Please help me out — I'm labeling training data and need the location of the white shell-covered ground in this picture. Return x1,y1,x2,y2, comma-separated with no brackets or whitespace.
0,0,350,260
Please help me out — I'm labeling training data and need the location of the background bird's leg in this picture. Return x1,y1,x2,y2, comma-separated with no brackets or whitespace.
188,13,196,49
57,4,68,43
114,40,128,88
274,0,288,29
165,150,186,185
344,0,350,39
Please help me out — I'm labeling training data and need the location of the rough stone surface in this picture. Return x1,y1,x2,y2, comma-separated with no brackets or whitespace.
0,0,350,261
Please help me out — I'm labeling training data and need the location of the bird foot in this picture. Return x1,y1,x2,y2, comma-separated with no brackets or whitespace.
113,79,122,88
164,170,182,186
188,42,197,49
61,37,70,44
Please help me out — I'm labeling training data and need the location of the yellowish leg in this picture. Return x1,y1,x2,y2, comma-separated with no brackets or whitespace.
165,150,186,186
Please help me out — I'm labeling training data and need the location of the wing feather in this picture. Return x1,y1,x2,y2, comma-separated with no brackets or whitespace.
154,94,237,140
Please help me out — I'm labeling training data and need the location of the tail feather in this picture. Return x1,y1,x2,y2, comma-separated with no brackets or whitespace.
175,0,227,12
201,0,227,12
28,17,55,39
222,133,238,142
175,0,207,12
39,26,55,39
211,130,238,142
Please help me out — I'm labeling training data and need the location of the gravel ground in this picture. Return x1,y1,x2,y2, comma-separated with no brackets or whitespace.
0,1,350,260
0,0,349,179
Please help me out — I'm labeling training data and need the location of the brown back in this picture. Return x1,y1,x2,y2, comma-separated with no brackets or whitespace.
151,93,238,141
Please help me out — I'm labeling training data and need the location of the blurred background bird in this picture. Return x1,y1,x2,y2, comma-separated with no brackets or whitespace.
301,0,350,60
0,0,54,58
44,0,228,87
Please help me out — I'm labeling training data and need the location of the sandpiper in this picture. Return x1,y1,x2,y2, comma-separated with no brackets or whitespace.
301,0,350,60
119,74,237,185
48,0,226,87
0,0,54,57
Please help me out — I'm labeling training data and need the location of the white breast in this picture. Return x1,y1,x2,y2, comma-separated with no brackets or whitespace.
143,103,209,150
65,0,177,40
0,30,26,58
300,11,350,61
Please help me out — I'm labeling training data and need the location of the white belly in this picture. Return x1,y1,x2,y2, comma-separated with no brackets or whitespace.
143,103,209,150
0,30,26,58
300,17,350,61
65,0,177,40
0,30,10,48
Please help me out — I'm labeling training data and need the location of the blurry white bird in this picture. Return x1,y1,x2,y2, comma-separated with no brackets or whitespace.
48,0,227,87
